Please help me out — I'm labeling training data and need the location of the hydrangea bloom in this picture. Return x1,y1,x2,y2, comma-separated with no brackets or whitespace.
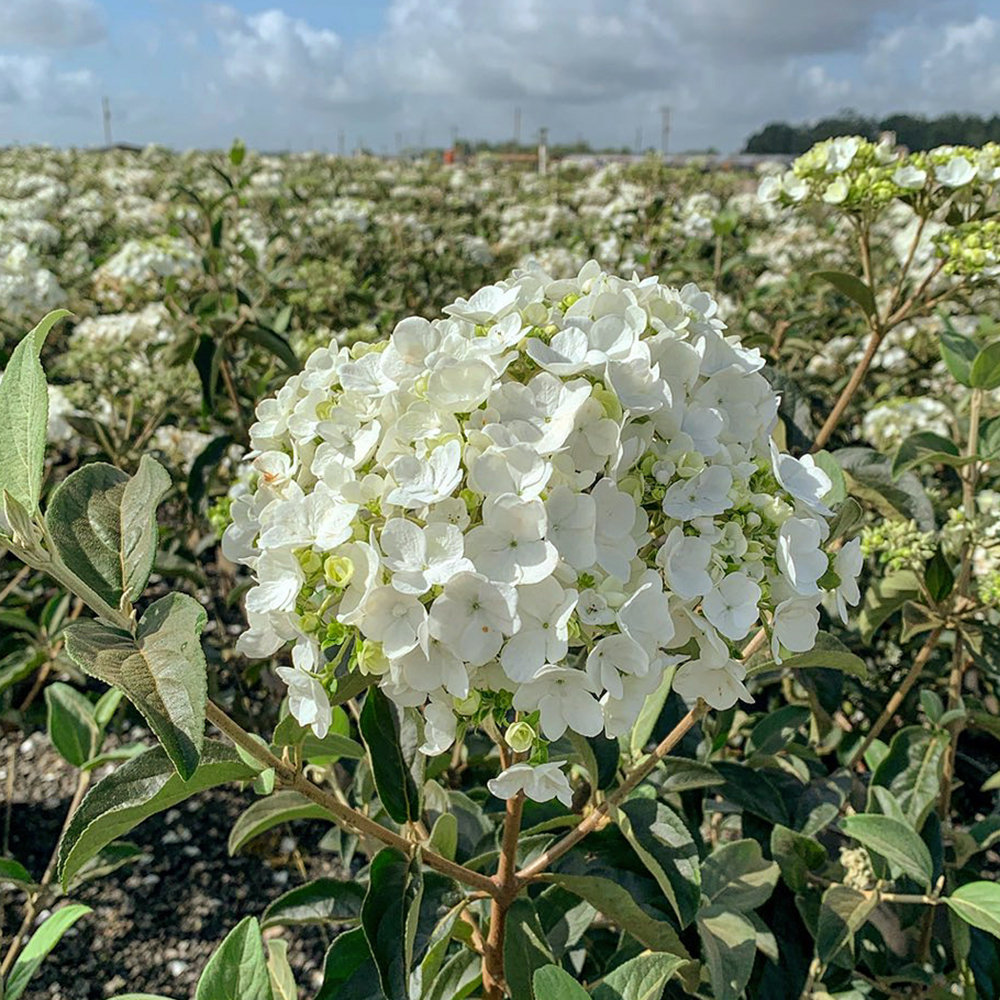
224,261,860,805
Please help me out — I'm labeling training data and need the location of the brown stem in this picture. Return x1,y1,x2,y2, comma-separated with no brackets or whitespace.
811,321,883,453
204,702,498,897
0,767,91,978
515,701,707,883
482,791,525,1000
0,564,30,606
849,626,944,767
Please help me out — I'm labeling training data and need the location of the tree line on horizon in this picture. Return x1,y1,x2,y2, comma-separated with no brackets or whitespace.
743,111,1000,154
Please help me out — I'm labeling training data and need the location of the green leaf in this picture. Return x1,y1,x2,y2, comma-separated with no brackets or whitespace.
858,569,922,643
700,839,779,913
315,928,384,1000
591,952,692,1000
613,798,700,927
826,496,864,541
94,686,125,729
423,949,480,1000
106,995,174,999
979,416,1000,459
946,881,1000,939
45,681,100,766
629,667,674,757
361,848,421,1000
747,704,810,757
45,457,170,610
696,907,757,1000
46,463,128,607
940,328,979,386
836,447,934,531
5,903,91,1000
359,688,423,825
195,916,272,1000
428,813,458,862
538,873,692,963
241,326,301,373
503,898,555,1000
58,741,257,888
532,965,589,999
812,450,847,506
0,856,35,889
119,455,172,601
267,939,298,1000
891,431,967,479
745,631,867,680
812,270,876,318
0,648,44,696
64,593,208,779
840,814,933,889
770,825,826,893
971,340,1000,389
67,840,144,889
229,791,333,855
870,726,948,830
262,878,366,930
816,885,878,965
271,715,364,762
0,310,70,512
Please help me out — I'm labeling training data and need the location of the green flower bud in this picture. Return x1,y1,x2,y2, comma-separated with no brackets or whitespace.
505,721,536,754
454,691,481,716
357,640,390,676
324,554,355,588
676,451,706,479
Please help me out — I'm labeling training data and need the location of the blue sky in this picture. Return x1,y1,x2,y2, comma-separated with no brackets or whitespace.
3,0,1000,152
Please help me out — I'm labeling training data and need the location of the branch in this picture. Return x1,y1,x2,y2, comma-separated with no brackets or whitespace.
204,702,499,897
848,626,943,767
515,700,708,883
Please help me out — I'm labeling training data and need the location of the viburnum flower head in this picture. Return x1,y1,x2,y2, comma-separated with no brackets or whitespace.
225,260,860,808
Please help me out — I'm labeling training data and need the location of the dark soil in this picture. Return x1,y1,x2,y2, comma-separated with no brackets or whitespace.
2,729,339,1000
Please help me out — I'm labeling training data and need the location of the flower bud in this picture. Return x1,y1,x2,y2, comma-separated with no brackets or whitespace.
357,640,390,676
297,548,323,576
505,721,536,754
676,451,705,479
453,691,481,716
324,554,355,588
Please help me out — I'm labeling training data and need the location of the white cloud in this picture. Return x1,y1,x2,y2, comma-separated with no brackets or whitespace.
208,5,349,105
0,0,105,48
0,54,96,112
3,0,999,150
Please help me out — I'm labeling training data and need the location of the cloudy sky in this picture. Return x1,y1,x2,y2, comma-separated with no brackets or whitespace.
2,0,999,152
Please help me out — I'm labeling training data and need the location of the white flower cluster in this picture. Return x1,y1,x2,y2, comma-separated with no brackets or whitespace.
224,261,860,804
0,240,66,326
758,136,1000,211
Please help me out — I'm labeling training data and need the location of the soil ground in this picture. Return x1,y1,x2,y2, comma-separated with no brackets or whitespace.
2,728,337,1000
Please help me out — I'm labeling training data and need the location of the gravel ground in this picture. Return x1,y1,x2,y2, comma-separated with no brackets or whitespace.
2,730,338,999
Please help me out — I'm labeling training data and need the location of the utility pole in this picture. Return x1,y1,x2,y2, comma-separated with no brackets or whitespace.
102,96,112,147
450,125,458,149
660,105,671,157
538,126,549,176
337,130,345,157
514,106,521,146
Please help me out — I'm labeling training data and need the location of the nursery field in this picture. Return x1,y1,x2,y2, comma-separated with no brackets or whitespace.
2,138,1000,999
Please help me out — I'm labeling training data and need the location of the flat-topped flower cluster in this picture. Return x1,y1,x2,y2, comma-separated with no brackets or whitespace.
223,261,860,804
758,136,1000,218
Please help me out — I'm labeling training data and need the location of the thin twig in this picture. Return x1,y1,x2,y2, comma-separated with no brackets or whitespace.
515,701,708,883
849,626,944,767
204,702,499,897
0,768,91,978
